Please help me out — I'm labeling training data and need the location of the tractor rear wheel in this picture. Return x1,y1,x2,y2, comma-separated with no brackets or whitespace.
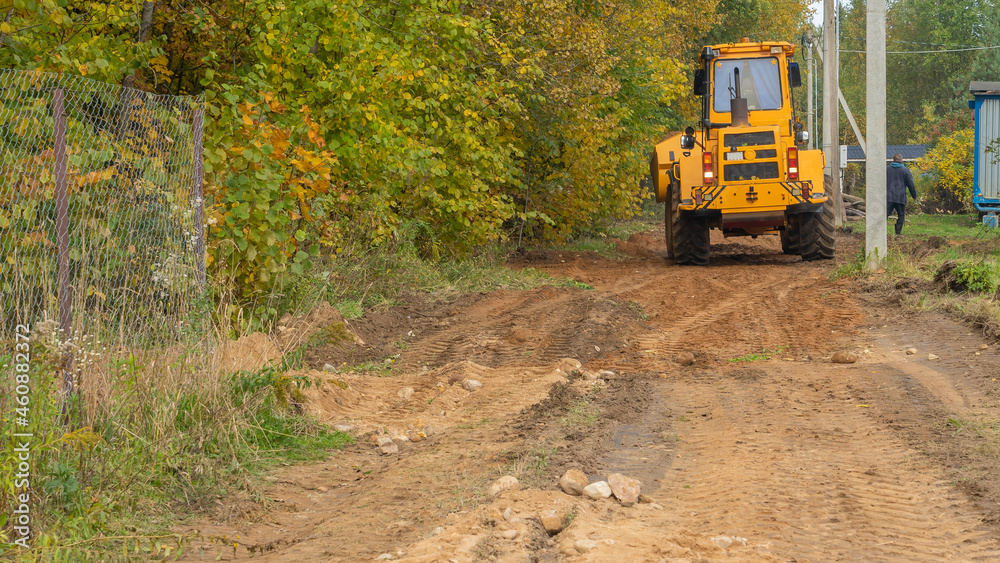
664,201,674,259
669,179,710,265
799,175,836,261
780,215,800,255
664,171,678,259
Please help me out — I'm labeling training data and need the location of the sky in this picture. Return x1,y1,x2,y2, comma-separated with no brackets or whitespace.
809,1,826,29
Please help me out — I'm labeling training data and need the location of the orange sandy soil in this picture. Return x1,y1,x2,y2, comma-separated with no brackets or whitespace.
178,226,1000,562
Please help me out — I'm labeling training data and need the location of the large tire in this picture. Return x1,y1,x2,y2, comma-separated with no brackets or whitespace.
670,179,710,265
780,215,800,255
664,199,674,259
664,174,675,259
799,175,836,261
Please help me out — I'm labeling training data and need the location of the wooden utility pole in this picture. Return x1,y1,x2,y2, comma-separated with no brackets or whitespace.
807,35,815,150
53,89,75,401
823,0,843,225
193,107,206,289
866,0,887,266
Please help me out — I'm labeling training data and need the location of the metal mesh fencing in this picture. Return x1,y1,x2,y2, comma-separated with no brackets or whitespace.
0,70,207,379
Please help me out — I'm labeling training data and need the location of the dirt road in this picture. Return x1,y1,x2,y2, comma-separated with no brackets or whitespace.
183,228,1000,562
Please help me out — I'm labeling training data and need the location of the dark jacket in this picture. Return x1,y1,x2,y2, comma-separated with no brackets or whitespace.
886,162,917,204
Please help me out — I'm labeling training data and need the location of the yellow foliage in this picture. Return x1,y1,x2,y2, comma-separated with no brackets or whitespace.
915,128,974,213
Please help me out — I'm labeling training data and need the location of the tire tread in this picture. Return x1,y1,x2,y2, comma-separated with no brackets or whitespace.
799,176,836,261
670,182,710,265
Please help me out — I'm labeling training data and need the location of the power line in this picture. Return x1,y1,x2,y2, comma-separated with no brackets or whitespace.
842,37,983,48
841,45,1000,54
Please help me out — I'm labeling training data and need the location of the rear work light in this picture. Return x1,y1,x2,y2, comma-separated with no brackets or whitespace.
703,152,714,185
787,147,798,180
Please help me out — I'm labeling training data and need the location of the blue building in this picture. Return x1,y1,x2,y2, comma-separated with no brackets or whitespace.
969,81,1000,225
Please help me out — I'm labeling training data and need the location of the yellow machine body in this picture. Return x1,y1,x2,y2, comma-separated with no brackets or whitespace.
650,40,827,238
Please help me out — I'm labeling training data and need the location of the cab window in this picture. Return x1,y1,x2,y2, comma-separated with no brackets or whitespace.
713,58,782,113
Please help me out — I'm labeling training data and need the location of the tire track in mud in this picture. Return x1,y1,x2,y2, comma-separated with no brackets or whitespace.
399,287,640,370
631,278,775,358
536,236,1000,561
184,230,1000,562
630,271,858,361
658,364,1000,562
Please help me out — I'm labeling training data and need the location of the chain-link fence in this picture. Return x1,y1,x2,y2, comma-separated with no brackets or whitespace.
0,70,206,389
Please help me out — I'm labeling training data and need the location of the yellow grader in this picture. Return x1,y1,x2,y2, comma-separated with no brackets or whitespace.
650,39,834,265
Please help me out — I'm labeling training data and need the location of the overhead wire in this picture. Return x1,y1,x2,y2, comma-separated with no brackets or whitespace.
842,37,985,48
840,45,1000,54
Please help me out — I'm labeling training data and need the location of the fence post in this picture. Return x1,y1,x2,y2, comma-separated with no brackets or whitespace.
53,88,74,397
192,106,205,289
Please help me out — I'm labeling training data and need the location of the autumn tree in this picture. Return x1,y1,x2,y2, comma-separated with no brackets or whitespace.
1,0,813,315
833,0,996,145
0,0,162,82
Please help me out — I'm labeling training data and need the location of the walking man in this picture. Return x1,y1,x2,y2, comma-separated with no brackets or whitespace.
886,153,917,235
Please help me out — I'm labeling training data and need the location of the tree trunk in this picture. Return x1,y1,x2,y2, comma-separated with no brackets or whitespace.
124,1,155,89
138,1,156,43
0,8,14,50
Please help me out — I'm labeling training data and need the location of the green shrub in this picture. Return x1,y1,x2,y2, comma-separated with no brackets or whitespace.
952,261,999,293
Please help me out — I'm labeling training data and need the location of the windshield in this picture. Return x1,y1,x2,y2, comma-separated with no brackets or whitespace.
713,57,782,113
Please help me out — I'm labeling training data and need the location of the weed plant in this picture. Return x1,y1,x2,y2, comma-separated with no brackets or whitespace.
1,213,652,559
0,314,350,560
833,223,1000,340
324,219,608,317
730,345,789,363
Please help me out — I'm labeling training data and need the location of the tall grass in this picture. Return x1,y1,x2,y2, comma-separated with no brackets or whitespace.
833,224,1000,340
1,214,651,559
849,212,1000,240
0,305,350,560
322,218,599,315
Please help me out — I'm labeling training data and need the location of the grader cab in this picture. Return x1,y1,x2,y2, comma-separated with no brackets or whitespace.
650,39,834,265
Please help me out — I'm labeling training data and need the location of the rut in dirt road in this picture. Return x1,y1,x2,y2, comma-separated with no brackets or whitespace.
540,232,1000,561
182,230,1000,562
656,366,1000,561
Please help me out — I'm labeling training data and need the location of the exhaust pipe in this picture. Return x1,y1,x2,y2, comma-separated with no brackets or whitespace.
731,68,749,127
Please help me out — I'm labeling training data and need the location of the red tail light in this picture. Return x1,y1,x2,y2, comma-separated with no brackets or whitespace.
703,152,714,185
788,147,798,180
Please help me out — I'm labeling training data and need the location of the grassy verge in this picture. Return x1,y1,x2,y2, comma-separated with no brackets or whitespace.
267,209,661,324
549,200,661,260
845,212,991,239
0,321,352,561
326,243,582,317
0,211,657,560
834,214,1000,338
